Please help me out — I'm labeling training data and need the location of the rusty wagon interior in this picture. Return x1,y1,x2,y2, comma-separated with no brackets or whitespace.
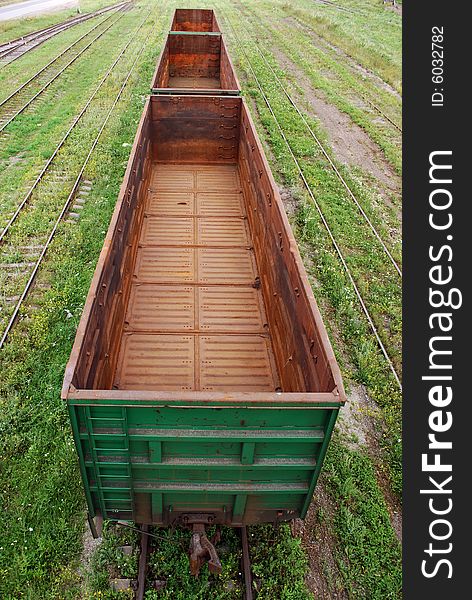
171,8,220,32
152,33,239,93
64,95,339,398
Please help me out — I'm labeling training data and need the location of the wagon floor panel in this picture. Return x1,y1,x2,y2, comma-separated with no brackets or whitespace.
168,76,221,89
113,164,279,392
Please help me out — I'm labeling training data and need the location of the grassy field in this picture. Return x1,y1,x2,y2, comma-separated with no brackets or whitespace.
0,0,120,44
0,0,402,597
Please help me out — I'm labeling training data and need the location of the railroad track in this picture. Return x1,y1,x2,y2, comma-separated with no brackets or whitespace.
0,6,156,349
0,4,129,133
0,1,130,67
361,94,402,132
238,2,402,135
221,10,402,389
252,40,401,278
312,0,364,16
115,523,255,600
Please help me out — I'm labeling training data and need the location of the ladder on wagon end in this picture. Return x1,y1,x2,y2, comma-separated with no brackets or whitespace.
84,406,135,521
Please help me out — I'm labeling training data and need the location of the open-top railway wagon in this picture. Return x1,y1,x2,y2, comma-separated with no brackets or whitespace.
171,8,221,32
63,8,345,583
63,93,345,527
151,31,240,95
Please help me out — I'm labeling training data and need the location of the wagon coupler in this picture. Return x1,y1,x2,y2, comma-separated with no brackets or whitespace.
187,520,222,577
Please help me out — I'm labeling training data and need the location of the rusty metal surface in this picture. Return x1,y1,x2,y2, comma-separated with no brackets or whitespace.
151,33,239,94
171,9,221,33
168,75,221,89
114,164,279,393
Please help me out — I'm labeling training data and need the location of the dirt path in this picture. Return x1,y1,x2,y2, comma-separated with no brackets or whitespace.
271,45,402,224
293,486,349,599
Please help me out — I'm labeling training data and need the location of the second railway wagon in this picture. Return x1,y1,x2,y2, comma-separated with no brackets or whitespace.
170,8,221,32
151,31,240,95
63,94,345,533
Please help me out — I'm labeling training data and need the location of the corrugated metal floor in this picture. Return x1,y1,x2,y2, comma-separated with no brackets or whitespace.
114,164,280,392
168,76,221,89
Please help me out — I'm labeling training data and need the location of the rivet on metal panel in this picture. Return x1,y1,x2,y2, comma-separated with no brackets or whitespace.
310,340,318,363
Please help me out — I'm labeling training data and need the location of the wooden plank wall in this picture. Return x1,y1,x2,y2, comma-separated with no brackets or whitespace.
71,114,153,390
238,104,335,393
151,95,240,163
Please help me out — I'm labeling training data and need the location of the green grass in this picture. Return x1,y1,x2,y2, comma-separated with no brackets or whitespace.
0,8,119,103
0,3,165,596
0,0,401,597
249,524,313,599
231,0,402,174
86,522,312,599
0,0,116,45
320,437,402,599
279,0,402,93
86,522,138,597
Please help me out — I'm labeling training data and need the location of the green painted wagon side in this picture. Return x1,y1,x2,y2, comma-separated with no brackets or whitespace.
67,393,340,525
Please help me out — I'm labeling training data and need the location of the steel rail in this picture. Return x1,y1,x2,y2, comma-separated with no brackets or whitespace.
0,1,129,63
0,7,151,245
252,40,402,278
312,0,364,16
241,527,254,600
0,8,128,133
0,7,122,112
0,4,120,55
0,7,156,350
222,11,402,389
361,94,402,132
235,2,402,133
239,2,403,133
